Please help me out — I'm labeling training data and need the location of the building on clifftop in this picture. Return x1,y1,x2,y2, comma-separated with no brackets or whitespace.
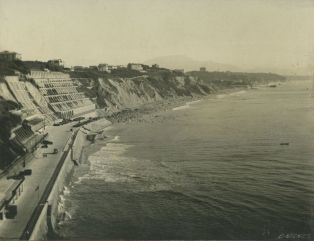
127,63,143,71
0,51,22,61
48,59,64,67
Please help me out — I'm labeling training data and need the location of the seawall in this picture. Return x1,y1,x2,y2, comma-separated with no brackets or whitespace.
28,119,111,240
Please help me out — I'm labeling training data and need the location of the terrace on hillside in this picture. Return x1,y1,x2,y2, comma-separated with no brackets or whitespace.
28,70,96,119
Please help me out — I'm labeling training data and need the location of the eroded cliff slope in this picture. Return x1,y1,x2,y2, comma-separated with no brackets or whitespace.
96,73,218,111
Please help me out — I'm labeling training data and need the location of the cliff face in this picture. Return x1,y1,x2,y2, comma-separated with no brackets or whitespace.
96,74,216,111
0,68,285,168
95,71,286,112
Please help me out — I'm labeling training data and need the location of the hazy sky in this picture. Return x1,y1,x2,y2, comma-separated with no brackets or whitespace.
0,0,313,74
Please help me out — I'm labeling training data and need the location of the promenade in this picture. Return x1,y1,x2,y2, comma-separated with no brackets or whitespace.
0,123,74,240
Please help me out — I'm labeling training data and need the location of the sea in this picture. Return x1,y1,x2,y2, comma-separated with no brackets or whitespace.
55,80,314,240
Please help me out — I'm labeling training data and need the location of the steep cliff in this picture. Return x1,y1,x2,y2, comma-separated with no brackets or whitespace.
95,70,280,112
96,72,221,112
0,67,286,168
98,77,204,111
94,69,288,113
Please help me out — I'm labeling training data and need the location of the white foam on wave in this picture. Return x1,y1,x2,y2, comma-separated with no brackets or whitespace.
71,131,180,194
64,210,72,220
63,186,70,195
57,185,71,215
57,191,72,223
77,142,137,183
74,140,175,192
229,90,247,96
59,194,65,203
216,90,247,99
187,99,201,105
173,99,202,111
74,176,84,185
172,104,191,111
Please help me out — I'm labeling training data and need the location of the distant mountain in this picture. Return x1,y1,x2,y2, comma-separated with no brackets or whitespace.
144,55,238,72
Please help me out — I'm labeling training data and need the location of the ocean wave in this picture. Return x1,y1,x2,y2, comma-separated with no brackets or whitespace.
173,99,201,111
187,99,201,105
229,90,247,96
112,135,120,142
81,142,136,182
64,210,72,220
57,194,66,223
216,94,226,99
63,186,71,195
217,90,247,99
73,173,134,183
74,140,179,189
172,104,191,111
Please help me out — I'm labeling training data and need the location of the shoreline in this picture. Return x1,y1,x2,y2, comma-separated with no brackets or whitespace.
105,86,251,124
51,81,288,239
50,84,257,239
68,85,252,179
22,119,111,240
54,79,314,240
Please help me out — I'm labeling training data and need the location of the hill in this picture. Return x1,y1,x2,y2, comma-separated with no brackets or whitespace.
188,71,286,85
144,55,238,72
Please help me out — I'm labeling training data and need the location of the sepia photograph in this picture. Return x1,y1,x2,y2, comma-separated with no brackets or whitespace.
0,0,314,240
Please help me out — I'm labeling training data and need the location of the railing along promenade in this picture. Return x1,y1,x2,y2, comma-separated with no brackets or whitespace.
20,129,78,240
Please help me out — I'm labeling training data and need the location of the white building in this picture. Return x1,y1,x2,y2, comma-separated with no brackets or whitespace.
98,64,110,72
128,63,143,71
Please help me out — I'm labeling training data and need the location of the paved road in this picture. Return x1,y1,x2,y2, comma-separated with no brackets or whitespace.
0,123,74,240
